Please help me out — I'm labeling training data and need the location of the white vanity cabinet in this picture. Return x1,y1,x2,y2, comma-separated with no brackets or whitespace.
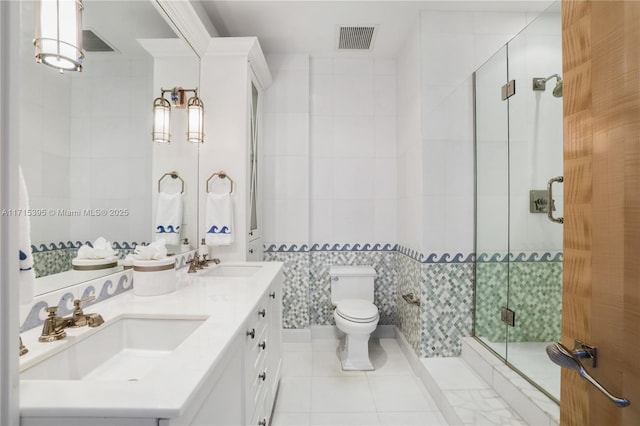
244,277,282,425
177,276,282,426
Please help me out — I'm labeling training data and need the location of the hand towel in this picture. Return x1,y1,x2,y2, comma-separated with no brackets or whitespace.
133,239,168,260
155,191,183,245
205,192,234,246
18,166,36,304
76,236,116,259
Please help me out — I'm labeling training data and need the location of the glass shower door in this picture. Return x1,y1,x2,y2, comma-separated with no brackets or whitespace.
474,45,509,361
474,0,562,402
504,2,563,401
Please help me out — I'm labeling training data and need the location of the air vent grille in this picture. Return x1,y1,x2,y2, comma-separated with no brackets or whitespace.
337,26,377,50
82,29,116,52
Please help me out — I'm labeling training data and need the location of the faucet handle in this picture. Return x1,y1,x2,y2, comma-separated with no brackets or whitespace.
74,295,96,309
46,305,59,317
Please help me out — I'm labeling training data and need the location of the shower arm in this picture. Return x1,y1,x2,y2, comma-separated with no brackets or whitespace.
533,74,562,90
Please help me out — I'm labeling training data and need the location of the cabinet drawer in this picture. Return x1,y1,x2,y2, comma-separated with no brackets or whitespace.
247,366,269,414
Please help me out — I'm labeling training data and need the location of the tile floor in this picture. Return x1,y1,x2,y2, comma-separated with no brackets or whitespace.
271,338,449,426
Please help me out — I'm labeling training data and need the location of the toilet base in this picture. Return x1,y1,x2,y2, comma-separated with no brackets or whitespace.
339,333,375,371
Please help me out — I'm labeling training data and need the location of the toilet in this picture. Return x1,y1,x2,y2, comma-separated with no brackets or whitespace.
330,265,379,371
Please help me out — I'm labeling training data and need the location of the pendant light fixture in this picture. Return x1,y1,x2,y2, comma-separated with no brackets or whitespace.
152,87,204,144
34,0,84,72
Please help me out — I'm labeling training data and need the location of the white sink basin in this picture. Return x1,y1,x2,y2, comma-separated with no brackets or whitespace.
202,265,261,277
21,316,206,381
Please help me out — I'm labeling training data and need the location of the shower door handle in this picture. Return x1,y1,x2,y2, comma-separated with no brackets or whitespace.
547,176,564,224
546,342,630,407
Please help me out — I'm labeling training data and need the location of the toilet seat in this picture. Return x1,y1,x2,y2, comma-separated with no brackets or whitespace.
336,299,379,323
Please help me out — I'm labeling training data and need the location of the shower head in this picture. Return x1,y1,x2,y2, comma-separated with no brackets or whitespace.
532,74,563,97
552,79,562,97
546,342,631,407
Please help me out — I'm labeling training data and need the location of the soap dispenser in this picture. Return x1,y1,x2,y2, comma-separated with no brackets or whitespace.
181,238,191,253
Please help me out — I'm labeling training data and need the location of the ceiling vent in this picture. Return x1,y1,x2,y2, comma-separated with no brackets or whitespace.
336,25,377,51
82,29,116,52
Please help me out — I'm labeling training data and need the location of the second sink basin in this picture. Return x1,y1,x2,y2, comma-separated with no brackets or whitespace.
21,316,206,381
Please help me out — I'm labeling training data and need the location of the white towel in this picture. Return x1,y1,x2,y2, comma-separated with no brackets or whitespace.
18,166,36,304
205,192,234,246
155,192,183,245
75,237,116,259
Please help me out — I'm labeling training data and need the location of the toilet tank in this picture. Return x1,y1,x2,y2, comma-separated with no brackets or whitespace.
329,265,376,304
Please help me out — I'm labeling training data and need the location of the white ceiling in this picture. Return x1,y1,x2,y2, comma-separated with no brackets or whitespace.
196,0,554,58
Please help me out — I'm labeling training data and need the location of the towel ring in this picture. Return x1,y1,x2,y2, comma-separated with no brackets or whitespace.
206,171,234,194
158,171,184,194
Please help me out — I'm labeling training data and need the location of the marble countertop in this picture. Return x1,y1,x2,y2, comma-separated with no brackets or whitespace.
19,261,283,419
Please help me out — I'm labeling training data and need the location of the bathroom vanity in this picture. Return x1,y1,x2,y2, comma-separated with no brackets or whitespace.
18,262,283,426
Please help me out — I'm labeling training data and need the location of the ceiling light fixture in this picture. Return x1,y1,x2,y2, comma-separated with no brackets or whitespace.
152,87,204,144
34,0,84,72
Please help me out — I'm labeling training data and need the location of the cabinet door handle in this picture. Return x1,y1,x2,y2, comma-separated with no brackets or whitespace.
258,420,266,426
259,341,266,350
269,292,276,299
249,248,254,254
258,372,266,381
258,309,266,317
246,328,255,339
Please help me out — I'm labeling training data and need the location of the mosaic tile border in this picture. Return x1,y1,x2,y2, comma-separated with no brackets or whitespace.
476,251,563,263
31,240,146,253
397,245,475,264
264,243,398,253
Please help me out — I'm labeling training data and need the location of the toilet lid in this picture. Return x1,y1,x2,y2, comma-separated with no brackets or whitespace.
336,299,379,322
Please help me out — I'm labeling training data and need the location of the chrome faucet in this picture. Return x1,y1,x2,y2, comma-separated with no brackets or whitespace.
38,296,104,342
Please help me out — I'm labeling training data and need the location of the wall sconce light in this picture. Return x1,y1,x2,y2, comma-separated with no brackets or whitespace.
34,0,84,72
152,87,204,144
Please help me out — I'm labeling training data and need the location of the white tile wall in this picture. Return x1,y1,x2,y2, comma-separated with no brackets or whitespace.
67,55,153,244
396,19,423,251
263,54,311,244
263,53,399,246
418,10,530,255
19,41,72,245
308,56,397,244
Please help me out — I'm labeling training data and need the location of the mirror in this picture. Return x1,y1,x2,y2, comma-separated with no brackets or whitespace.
18,0,200,295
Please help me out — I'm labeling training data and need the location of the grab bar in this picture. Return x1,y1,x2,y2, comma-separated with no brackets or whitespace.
547,176,563,224
402,293,420,306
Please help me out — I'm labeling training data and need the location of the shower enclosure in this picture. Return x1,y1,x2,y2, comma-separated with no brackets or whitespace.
473,2,563,402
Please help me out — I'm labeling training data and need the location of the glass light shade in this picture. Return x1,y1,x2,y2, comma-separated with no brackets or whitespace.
34,0,84,72
152,97,171,143
187,96,204,144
